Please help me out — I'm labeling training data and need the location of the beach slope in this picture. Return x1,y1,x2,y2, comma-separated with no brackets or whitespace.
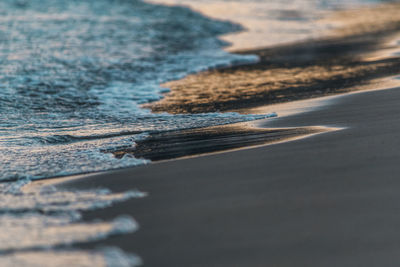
58,86,400,266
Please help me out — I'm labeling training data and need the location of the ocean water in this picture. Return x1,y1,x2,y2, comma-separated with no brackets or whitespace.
0,0,390,266
0,0,269,181
0,1,274,265
0,0,388,180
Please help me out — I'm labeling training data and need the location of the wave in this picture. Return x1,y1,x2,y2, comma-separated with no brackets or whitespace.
0,0,262,181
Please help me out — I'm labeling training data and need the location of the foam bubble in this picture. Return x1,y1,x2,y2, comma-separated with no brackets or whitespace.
0,247,142,267
0,180,145,253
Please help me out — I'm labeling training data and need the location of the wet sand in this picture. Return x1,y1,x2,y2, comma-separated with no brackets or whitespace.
57,86,400,266
146,3,400,114
43,3,400,266
111,3,400,163
112,124,332,161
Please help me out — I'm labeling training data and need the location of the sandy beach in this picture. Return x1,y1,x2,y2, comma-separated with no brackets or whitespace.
5,1,400,266
147,3,400,114
51,84,400,266
43,3,400,266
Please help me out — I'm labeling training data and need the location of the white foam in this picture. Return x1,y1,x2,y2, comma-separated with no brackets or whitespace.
0,180,145,254
0,0,273,181
0,247,142,267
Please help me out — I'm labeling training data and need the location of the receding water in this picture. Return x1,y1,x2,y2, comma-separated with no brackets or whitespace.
0,0,265,181
0,0,392,265
0,1,273,264
0,0,388,180
0,178,145,266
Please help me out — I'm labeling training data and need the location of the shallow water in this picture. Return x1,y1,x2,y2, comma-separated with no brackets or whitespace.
0,0,266,181
0,178,145,266
0,0,389,180
0,0,393,265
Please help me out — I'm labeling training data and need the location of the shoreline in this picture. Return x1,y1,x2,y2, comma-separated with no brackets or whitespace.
7,1,400,266
67,2,400,177
112,3,400,163
20,2,400,183
145,3,400,114
53,85,400,266
112,119,338,162
21,2,400,266
23,92,344,183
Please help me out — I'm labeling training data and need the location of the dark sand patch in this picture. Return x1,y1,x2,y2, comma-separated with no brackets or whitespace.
112,124,332,161
145,4,400,114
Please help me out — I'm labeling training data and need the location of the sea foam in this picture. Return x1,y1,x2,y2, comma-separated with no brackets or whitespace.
0,0,263,180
